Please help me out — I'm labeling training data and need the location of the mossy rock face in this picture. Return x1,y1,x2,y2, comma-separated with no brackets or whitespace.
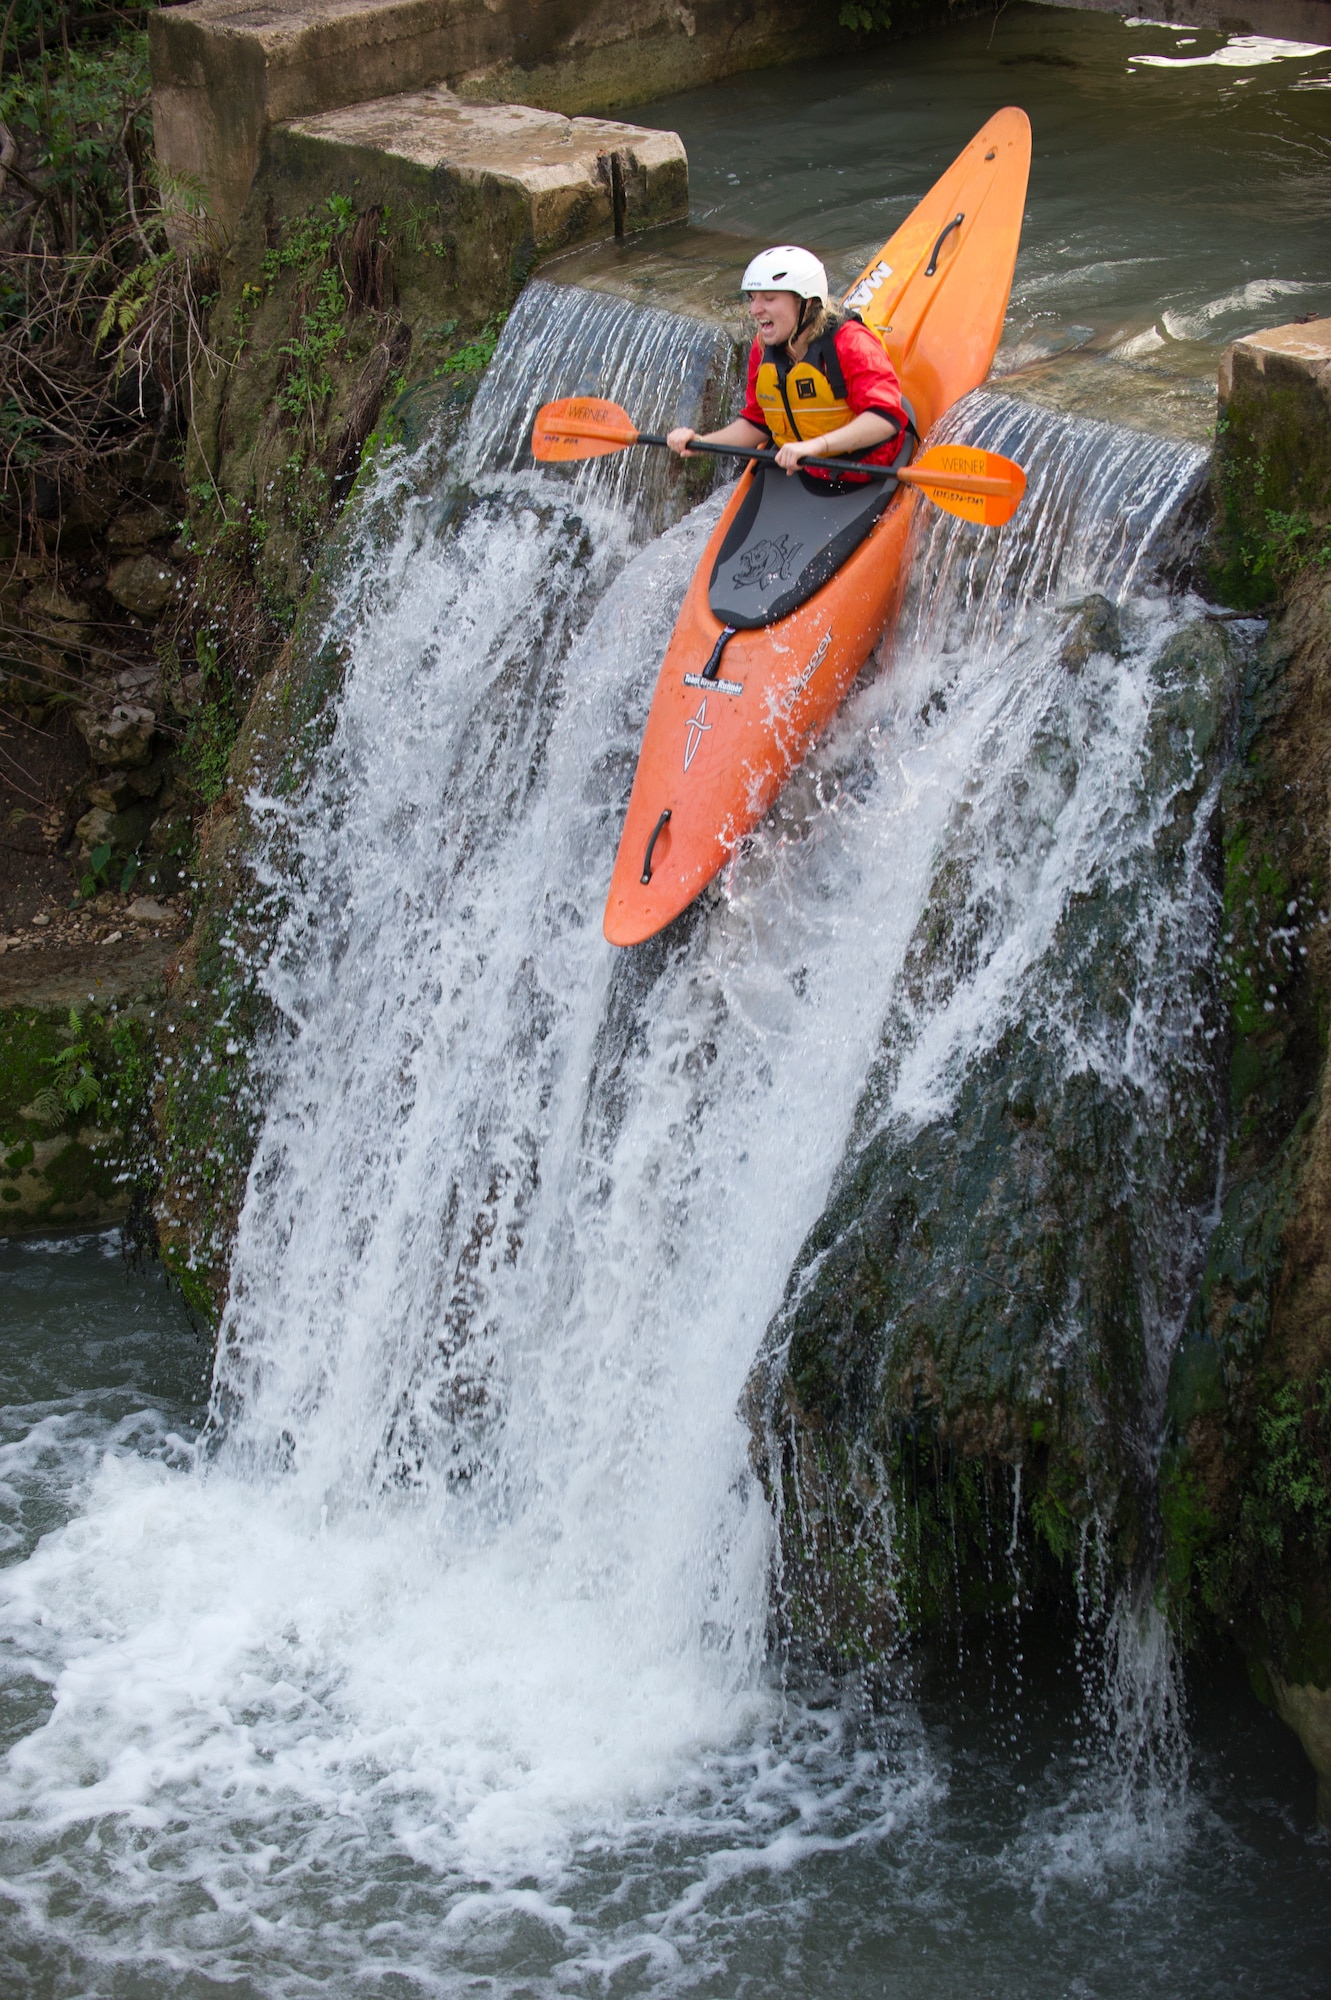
0,1000,155,1232
151,808,271,1320
751,617,1239,1660
1211,324,1331,608
179,146,518,734
1161,571,1331,1691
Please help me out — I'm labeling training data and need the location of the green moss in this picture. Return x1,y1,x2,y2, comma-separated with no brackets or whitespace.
1248,1654,1276,1708
1159,1453,1217,1608
1211,380,1331,608
182,682,240,808
0,1009,67,1140
771,1404,1091,1664
152,863,275,1322
0,1002,156,1230
160,1246,220,1325
1029,1474,1083,1569
1285,1602,1331,1690
1166,1367,1331,1679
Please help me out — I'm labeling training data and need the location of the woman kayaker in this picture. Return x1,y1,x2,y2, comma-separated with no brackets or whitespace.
666,245,909,477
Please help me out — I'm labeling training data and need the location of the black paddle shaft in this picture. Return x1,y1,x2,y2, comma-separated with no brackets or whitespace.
636,432,902,483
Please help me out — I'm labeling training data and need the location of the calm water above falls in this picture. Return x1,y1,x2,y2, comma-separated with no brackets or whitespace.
2,84,1331,2000
620,2,1331,436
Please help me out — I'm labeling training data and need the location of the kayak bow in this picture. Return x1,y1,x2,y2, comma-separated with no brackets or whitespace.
602,106,1032,947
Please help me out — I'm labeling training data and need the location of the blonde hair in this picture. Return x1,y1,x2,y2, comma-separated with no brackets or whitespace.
793,300,839,347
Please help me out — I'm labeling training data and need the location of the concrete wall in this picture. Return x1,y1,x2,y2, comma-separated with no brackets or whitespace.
152,0,852,237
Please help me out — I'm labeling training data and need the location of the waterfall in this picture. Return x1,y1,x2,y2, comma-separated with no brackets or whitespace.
0,295,1237,1989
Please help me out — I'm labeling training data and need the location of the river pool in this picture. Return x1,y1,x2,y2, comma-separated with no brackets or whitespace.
1,1236,1328,1993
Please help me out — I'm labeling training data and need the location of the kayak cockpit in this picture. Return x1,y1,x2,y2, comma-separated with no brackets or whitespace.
707,436,914,629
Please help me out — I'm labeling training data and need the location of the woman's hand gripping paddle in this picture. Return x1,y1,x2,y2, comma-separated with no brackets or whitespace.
531,397,1027,527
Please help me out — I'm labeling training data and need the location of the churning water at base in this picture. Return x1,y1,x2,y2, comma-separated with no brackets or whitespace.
1,295,1328,1992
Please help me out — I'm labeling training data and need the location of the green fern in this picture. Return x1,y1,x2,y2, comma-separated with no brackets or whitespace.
31,1009,105,1128
95,252,174,351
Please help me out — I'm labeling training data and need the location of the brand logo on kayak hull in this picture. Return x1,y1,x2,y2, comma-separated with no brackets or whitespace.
684,697,711,771
845,260,894,311
791,628,833,698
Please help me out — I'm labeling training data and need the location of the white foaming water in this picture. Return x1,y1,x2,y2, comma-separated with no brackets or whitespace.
0,310,1237,1992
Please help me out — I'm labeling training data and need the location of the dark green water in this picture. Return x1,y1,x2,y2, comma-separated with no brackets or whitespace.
619,2,1331,435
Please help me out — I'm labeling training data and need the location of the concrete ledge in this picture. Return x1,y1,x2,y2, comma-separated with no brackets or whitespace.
1218,316,1331,404
281,90,687,253
151,0,836,235
0,938,176,1014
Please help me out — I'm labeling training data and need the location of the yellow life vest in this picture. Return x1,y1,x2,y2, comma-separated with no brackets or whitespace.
753,327,856,447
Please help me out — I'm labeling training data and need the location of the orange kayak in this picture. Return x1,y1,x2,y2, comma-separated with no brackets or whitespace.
603,106,1031,947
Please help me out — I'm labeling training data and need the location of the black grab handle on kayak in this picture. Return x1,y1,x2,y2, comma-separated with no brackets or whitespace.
701,627,737,681
924,213,964,277
641,809,672,885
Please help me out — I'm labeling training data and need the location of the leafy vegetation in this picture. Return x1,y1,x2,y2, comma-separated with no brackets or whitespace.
1179,1374,1331,1680
1211,398,1331,608
25,1007,103,1126
182,688,238,806
0,2,216,538
839,1,893,27
440,316,506,378
78,835,140,898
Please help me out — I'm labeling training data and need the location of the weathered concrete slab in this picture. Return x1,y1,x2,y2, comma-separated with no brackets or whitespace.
281,90,687,253
150,0,840,235
1213,316,1331,603
1219,315,1331,400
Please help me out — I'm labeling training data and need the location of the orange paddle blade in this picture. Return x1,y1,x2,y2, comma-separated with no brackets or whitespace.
531,397,640,461
901,444,1026,526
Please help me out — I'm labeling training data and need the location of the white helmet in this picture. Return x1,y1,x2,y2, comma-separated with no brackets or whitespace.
740,245,830,306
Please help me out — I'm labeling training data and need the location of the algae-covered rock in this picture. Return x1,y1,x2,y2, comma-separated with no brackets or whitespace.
148,390,470,1316
107,504,177,553
752,615,1239,1660
107,553,182,620
1159,571,1331,1821
23,584,91,627
1212,318,1331,608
